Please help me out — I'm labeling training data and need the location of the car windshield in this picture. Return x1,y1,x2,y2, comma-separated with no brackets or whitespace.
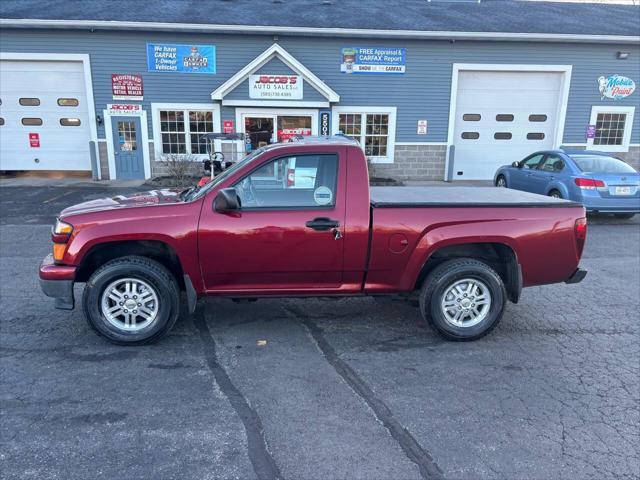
188,147,268,201
570,155,637,174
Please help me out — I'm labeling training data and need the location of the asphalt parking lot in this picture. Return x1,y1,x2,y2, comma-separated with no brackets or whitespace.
1,186,639,480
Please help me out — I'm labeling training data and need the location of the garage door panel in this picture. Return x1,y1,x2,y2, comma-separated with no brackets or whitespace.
453,69,563,180
0,60,91,172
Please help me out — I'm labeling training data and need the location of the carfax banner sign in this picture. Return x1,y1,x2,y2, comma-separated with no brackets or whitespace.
146,44,216,74
341,47,405,74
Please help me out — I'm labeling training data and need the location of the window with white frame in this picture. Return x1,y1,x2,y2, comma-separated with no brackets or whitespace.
154,105,218,156
588,106,635,152
333,107,396,163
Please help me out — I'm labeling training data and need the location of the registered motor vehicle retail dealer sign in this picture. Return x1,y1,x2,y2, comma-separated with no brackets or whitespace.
146,44,216,74
111,74,143,100
249,75,303,99
341,47,406,74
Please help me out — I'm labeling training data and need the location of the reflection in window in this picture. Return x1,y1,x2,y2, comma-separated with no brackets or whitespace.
233,154,338,208
19,98,40,106
338,113,389,157
529,114,547,122
117,121,137,151
188,111,214,154
594,113,626,146
22,118,42,126
60,118,81,126
496,114,514,122
160,110,186,154
462,114,481,121
527,133,545,140
58,98,79,106
461,132,479,139
494,132,512,140
277,116,312,142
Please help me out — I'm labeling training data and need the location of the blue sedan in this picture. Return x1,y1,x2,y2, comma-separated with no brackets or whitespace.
494,149,640,219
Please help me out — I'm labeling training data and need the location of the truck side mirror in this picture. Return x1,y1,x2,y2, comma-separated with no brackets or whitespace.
214,188,241,213
512,161,521,168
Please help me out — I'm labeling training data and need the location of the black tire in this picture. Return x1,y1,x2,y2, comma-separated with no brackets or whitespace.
82,256,180,345
495,175,507,188
418,258,506,341
548,189,562,199
614,213,636,220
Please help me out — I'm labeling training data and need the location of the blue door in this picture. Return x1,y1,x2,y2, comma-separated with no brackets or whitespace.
111,116,144,179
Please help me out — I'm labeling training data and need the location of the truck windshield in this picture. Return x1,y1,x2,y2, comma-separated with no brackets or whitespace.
571,155,637,174
188,147,268,201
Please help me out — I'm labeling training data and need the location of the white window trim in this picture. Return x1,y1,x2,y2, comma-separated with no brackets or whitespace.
587,105,635,153
235,107,319,144
331,106,397,164
151,103,221,160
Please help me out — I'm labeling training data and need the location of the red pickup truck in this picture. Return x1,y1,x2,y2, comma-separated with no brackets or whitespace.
40,137,587,345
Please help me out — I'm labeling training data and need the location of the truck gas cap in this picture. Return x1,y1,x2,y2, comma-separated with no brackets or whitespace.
389,233,409,254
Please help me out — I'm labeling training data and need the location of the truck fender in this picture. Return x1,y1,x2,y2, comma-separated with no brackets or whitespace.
404,222,520,293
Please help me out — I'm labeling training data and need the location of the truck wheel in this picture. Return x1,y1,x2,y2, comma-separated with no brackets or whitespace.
82,256,180,345
419,258,506,341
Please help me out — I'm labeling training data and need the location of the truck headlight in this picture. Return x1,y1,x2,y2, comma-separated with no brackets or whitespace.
54,219,74,235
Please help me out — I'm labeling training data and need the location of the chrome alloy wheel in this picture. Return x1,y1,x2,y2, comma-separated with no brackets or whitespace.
100,278,159,332
440,278,492,328
496,177,507,187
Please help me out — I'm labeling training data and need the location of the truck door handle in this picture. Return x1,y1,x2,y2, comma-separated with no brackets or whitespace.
306,217,340,231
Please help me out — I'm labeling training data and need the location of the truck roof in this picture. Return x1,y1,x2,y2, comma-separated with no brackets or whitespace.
285,135,360,146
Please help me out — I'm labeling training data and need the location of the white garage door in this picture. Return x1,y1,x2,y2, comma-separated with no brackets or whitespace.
0,60,92,171
452,70,563,180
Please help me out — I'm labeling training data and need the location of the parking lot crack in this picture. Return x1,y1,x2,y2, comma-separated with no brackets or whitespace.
193,306,283,480
284,304,444,480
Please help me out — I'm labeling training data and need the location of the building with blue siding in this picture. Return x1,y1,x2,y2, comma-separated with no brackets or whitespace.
1,0,638,181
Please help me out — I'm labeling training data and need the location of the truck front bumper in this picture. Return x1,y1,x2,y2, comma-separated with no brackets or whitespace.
39,254,76,310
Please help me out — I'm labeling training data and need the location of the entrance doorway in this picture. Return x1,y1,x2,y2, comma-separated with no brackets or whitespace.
110,116,144,179
238,109,319,152
244,115,276,151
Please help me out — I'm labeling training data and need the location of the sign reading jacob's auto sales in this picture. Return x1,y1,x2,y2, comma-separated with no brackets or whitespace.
112,74,143,100
249,75,303,99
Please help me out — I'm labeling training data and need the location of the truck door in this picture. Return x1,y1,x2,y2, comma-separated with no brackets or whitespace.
197,150,347,293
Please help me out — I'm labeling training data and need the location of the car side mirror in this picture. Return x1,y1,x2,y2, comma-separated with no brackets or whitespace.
214,188,241,213
512,161,521,168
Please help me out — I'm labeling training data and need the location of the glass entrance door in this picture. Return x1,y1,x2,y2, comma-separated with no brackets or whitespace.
244,116,276,151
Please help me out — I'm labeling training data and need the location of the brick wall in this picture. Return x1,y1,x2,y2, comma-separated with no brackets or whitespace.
370,144,447,182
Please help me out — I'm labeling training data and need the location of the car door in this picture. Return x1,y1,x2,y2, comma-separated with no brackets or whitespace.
197,150,347,293
530,154,564,194
510,153,545,191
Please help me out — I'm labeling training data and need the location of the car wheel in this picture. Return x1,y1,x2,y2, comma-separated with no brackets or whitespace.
419,258,506,341
548,190,562,199
614,213,636,220
82,256,180,345
495,175,507,188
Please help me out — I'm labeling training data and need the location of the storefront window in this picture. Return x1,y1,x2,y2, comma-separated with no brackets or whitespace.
159,109,214,155
189,111,214,154
277,116,312,142
339,113,389,157
160,110,186,154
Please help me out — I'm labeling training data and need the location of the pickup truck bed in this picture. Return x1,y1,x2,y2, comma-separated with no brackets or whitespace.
370,186,578,208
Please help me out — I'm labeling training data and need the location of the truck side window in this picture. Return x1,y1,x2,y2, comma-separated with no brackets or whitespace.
233,154,338,209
